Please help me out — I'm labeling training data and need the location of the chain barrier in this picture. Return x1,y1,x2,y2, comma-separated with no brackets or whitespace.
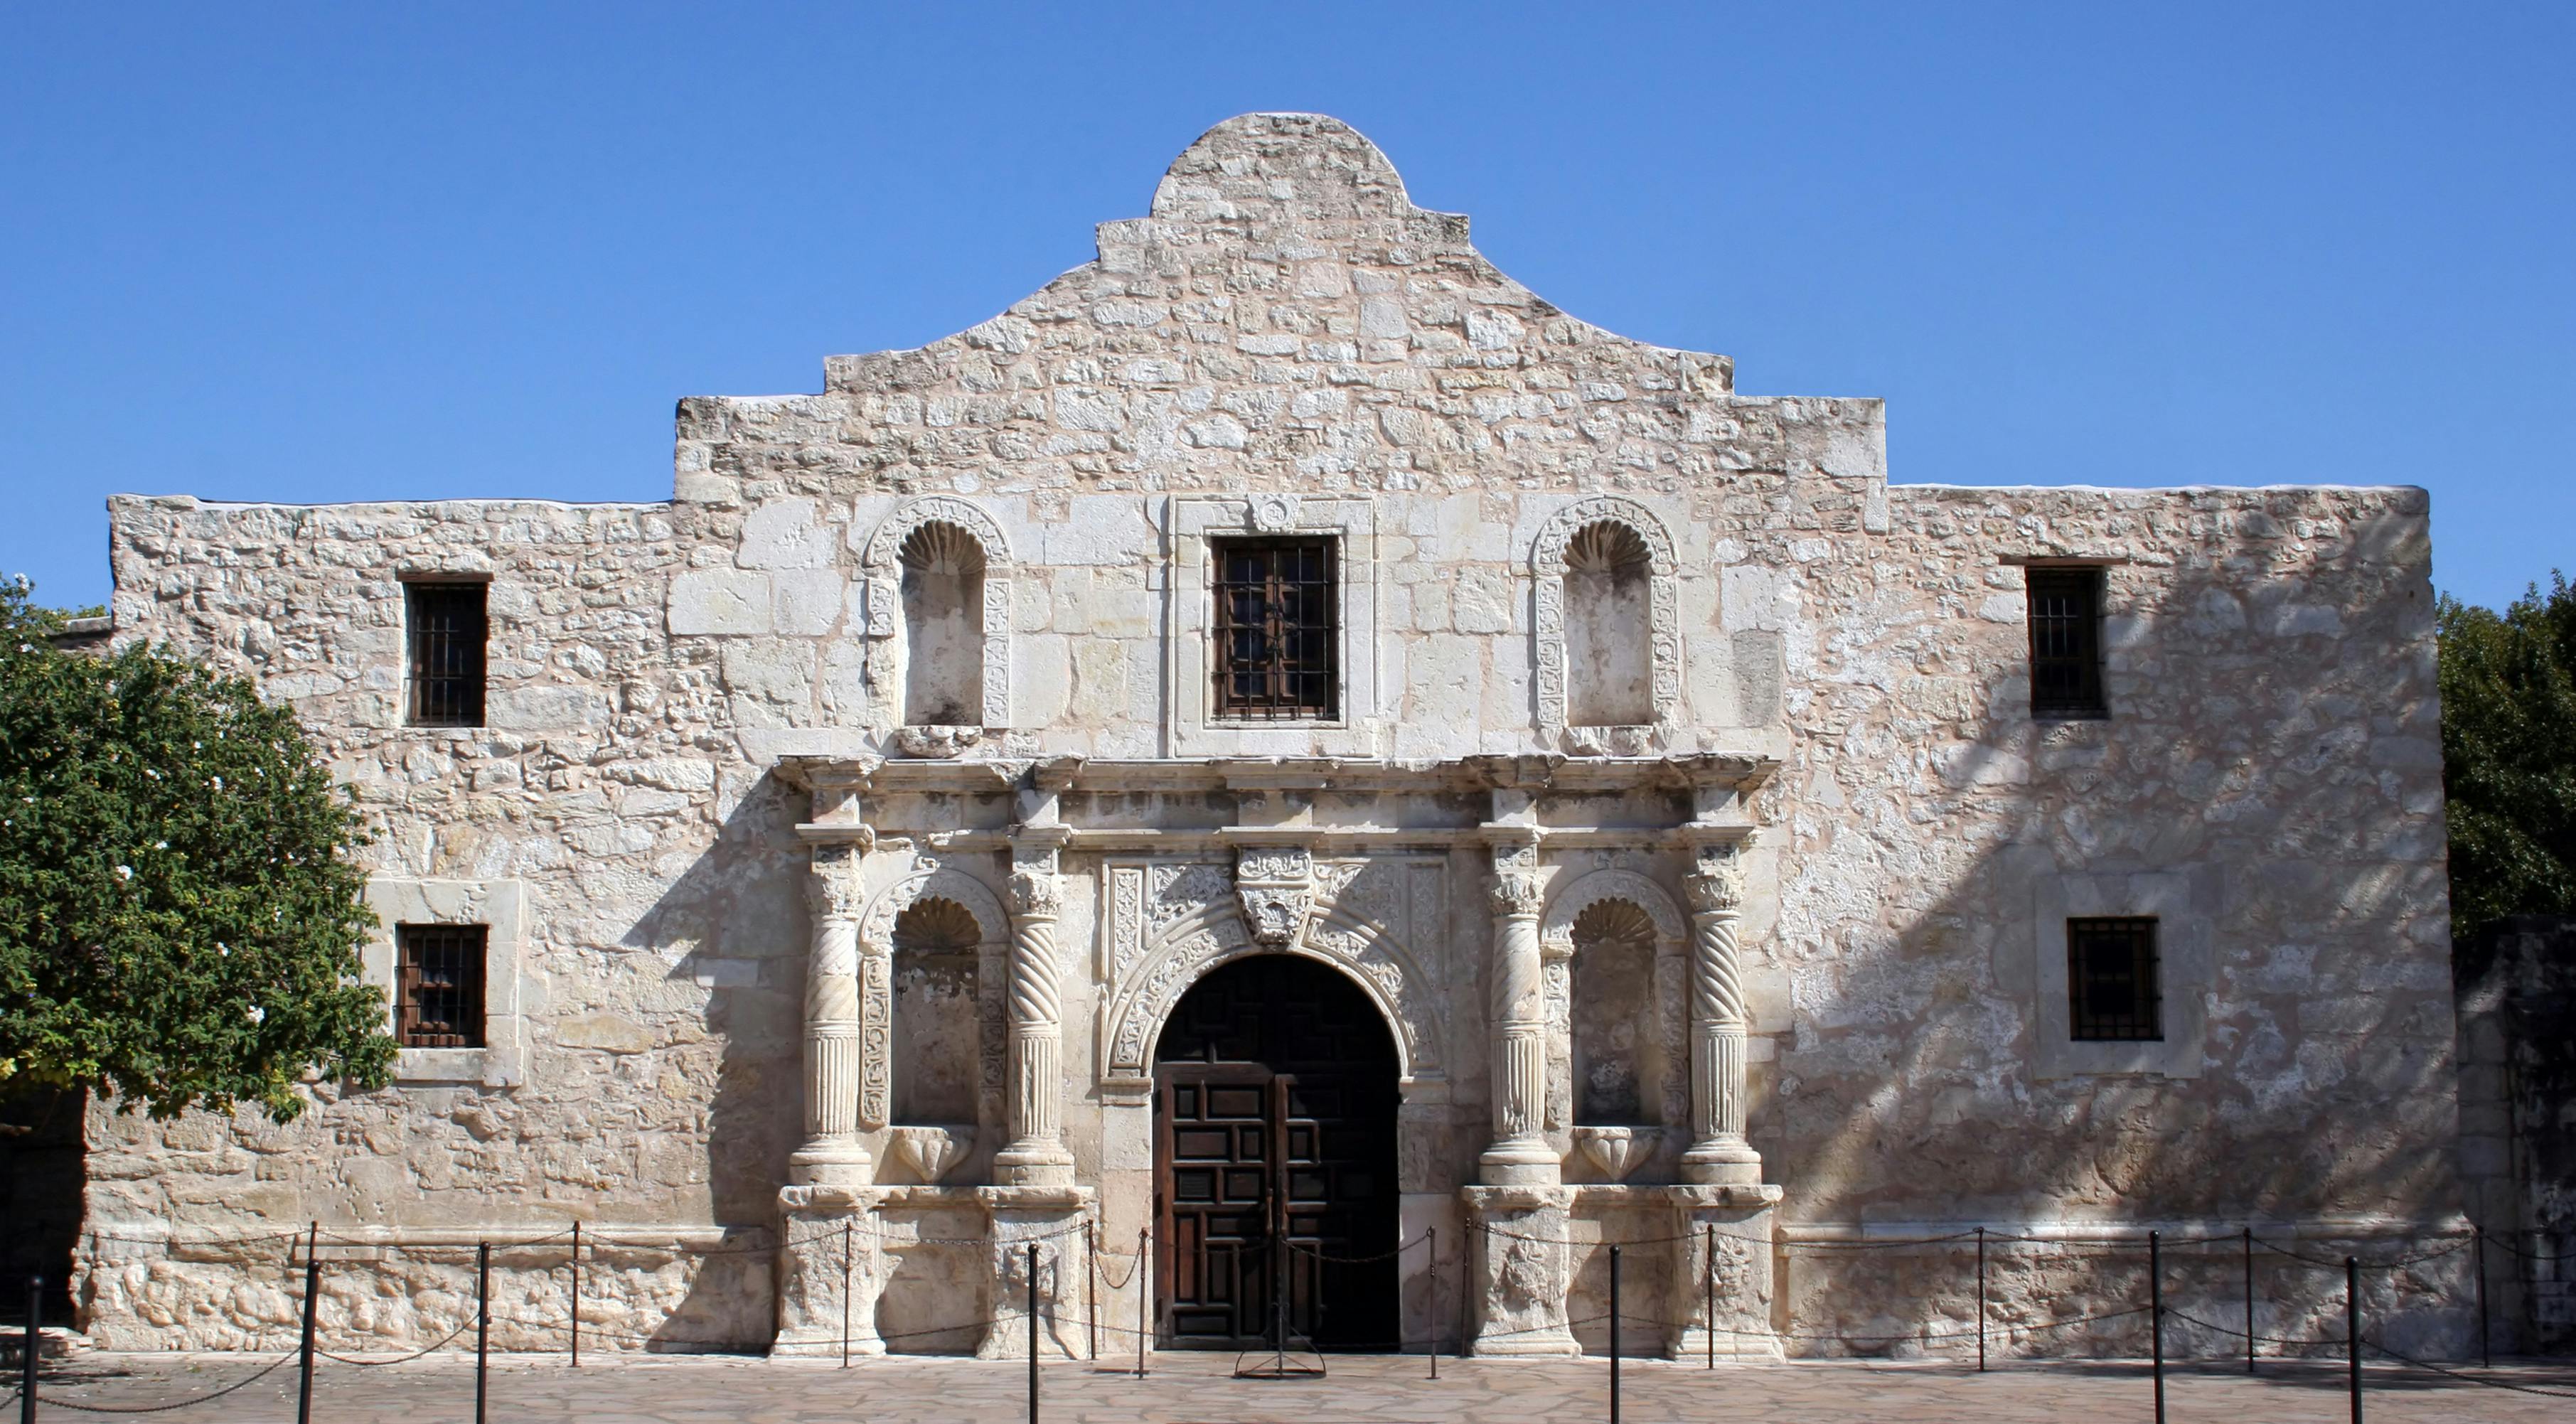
316,1318,474,1366
33,1209,2552,1422
2362,1337,2576,1400
26,1349,299,1415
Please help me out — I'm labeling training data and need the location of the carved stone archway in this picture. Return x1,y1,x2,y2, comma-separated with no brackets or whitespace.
855,861,1010,1133
1099,859,1444,1087
1530,496,1681,751
860,496,1016,731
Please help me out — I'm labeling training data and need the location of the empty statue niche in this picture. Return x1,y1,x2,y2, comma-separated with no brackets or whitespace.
1562,520,1655,727
890,896,981,1125
1571,898,1667,1125
899,520,986,727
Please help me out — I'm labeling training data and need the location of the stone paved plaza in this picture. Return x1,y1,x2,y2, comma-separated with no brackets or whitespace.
16,1351,2576,1423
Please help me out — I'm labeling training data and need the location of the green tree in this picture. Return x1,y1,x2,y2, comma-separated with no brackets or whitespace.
0,577,394,1120
2439,572,2576,940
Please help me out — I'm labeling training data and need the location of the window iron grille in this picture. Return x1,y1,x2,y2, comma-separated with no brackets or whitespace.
407,582,488,727
1212,538,1338,720
397,924,488,1049
2026,567,2106,718
2068,916,2161,1042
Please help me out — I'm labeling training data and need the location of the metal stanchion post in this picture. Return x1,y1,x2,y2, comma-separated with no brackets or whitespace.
1706,1223,1716,1370
1136,1227,1149,1379
1027,1243,1040,1424
2474,1224,2489,1369
571,1220,581,1368
1428,1226,1439,1380
842,1221,854,1369
2244,1226,2256,1374
476,1241,491,1424
21,1273,40,1424
1608,1245,1621,1424
1976,1226,1987,1373
1087,1222,1099,1362
2149,1230,2164,1424
2346,1256,2361,1424
297,1222,320,1424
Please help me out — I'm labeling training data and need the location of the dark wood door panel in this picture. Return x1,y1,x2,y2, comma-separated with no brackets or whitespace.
1153,954,1400,1351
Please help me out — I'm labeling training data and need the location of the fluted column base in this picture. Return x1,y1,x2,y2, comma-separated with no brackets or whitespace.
790,1135,873,1187
1482,1024,1559,1185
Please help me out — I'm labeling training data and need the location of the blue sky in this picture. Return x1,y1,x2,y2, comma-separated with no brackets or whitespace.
4,4,2567,612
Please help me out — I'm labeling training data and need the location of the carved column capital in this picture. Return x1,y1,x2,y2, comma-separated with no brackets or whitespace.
808,842,870,922
1683,842,1747,916
1490,870,1545,919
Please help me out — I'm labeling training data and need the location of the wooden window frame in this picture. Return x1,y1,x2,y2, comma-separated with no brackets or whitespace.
396,923,488,1049
2066,916,2161,1042
2026,566,2107,719
405,580,488,728
1210,537,1340,722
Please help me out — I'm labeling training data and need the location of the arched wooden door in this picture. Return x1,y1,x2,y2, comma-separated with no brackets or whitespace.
1153,953,1400,1351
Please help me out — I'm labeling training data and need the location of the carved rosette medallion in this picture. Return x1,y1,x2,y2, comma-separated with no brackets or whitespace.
1233,846,1314,946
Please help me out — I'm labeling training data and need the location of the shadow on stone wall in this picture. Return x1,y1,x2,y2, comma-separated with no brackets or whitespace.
1,1086,85,1325
1766,505,2468,1357
2456,914,2576,1354
614,766,809,1350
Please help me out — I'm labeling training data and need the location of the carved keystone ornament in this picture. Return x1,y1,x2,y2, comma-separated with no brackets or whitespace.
1234,846,1315,945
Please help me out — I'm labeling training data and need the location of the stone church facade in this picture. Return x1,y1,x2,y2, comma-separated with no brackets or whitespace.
75,114,2467,1359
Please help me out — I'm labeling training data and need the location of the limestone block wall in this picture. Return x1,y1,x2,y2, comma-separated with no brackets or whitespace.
71,112,2467,1354
83,495,806,1350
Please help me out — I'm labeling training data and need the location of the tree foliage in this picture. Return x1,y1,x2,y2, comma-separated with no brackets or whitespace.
2439,573,2576,941
0,578,394,1120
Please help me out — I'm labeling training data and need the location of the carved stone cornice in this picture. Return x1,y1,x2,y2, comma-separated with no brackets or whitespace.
779,754,1779,800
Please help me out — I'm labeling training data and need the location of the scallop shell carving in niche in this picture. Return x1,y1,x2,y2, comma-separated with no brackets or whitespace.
887,1125,975,1184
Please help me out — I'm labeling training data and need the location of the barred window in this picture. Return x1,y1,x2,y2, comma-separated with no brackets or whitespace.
406,582,488,727
397,924,487,1049
1212,538,1338,720
2026,567,2106,718
2068,917,2160,1042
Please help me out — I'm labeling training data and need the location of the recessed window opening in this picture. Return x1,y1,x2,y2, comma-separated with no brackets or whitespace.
889,898,982,1124
1570,898,1664,1124
397,924,487,1048
2026,567,2107,719
899,522,987,727
1212,537,1338,720
1563,521,1655,726
2068,916,2160,1042
406,583,487,727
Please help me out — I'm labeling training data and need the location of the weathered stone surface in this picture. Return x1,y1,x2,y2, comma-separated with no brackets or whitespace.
77,114,2464,1360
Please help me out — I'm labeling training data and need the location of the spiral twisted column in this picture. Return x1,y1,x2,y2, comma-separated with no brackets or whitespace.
1682,840,1762,1185
791,843,873,1186
1481,833,1559,1186
997,839,1076,1187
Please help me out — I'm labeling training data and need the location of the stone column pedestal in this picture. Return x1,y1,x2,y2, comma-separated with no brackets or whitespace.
774,1184,890,1359
975,1185,1094,1360
1666,1184,1784,1362
1462,1185,1581,1356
